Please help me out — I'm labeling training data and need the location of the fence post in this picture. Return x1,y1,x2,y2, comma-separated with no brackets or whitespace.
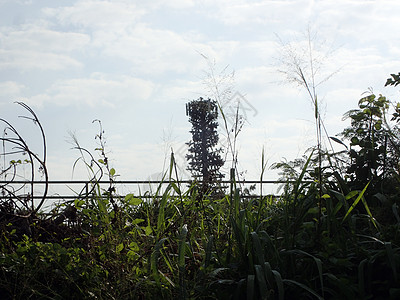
85,182,89,202
229,168,235,204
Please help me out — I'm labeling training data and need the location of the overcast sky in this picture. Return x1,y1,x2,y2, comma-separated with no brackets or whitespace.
1,0,400,193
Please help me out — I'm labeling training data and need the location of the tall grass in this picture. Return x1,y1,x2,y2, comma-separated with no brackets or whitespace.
1,107,400,299
1,148,399,299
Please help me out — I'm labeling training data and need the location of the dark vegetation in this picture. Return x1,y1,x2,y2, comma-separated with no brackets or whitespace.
186,97,224,197
1,73,400,299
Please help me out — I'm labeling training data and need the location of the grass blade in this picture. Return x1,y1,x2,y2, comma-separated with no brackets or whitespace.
392,203,400,223
204,235,213,268
293,150,314,199
385,242,398,282
284,249,324,295
251,232,265,265
358,258,367,298
342,181,370,223
259,231,280,264
178,224,188,269
255,264,268,300
151,237,168,281
283,279,323,300
272,270,284,300
156,184,172,238
178,224,188,300
247,275,255,300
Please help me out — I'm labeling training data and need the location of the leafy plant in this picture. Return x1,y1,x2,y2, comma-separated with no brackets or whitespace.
0,102,48,216
2,73,400,299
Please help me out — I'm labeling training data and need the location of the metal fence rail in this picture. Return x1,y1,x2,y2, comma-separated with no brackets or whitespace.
0,180,304,200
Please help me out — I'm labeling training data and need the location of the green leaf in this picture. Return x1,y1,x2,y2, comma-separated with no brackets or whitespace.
385,242,398,282
392,204,400,223
283,279,323,300
272,270,284,300
157,187,171,238
109,168,116,176
116,243,124,253
151,238,168,278
361,195,377,228
125,194,142,206
358,259,367,297
144,225,153,236
178,224,188,269
345,190,359,200
293,150,314,198
74,199,85,209
263,262,273,284
130,198,143,206
97,198,108,215
255,264,268,299
251,232,265,265
132,218,144,225
204,235,213,268
307,207,319,214
129,241,139,252
247,275,255,300
170,182,181,195
343,182,370,223
284,249,324,294
351,137,359,145
329,136,348,149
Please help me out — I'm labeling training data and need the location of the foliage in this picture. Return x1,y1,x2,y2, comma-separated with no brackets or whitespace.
338,91,400,225
386,73,400,123
1,73,400,299
0,102,48,215
385,73,400,87
340,93,389,186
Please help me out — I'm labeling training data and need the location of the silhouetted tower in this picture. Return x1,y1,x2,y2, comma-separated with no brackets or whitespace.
186,97,224,195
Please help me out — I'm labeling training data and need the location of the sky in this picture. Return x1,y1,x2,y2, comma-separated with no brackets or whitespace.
1,0,400,196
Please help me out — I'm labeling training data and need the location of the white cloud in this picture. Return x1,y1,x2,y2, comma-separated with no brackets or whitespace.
0,49,83,70
111,142,167,180
1,25,90,52
155,79,204,103
314,0,400,44
43,1,227,75
225,120,316,182
27,74,155,107
43,0,146,30
0,0,32,4
0,81,25,97
144,0,195,10
93,24,218,75
196,0,318,28
0,25,89,70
